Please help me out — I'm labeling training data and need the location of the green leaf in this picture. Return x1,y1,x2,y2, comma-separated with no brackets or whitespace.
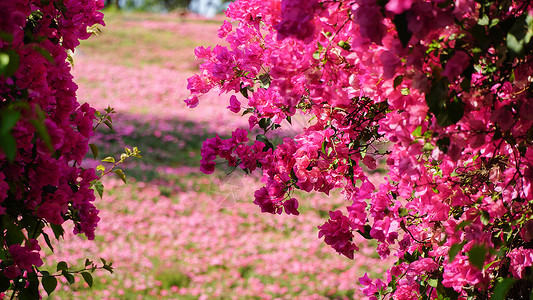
337,40,351,51
30,107,53,152
425,79,449,112
258,118,271,130
428,278,438,288
423,142,436,152
103,120,113,130
42,232,54,252
393,12,412,48
436,97,465,127
89,144,98,159
480,210,490,225
357,225,372,240
398,207,409,217
412,126,422,137
491,278,516,300
467,245,487,269
56,261,68,272
3,217,25,246
0,32,13,43
103,264,114,273
32,45,54,63
507,14,533,57
256,134,274,151
85,259,93,267
0,109,20,136
393,75,404,89
258,73,271,89
102,156,115,163
63,272,75,285
0,49,20,78
114,169,127,184
0,276,10,292
0,132,17,162
448,241,466,262
240,85,250,99
96,165,105,172
42,275,57,296
50,223,64,239
81,272,93,288
92,180,104,199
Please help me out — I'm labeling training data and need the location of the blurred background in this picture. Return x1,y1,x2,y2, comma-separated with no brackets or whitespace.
40,3,392,299
103,0,232,17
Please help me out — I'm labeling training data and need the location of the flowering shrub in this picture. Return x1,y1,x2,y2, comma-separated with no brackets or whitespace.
0,0,117,298
186,0,533,298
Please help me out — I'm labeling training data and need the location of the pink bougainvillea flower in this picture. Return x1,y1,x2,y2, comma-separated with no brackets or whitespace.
184,95,200,108
227,95,241,113
386,0,413,14
442,51,470,81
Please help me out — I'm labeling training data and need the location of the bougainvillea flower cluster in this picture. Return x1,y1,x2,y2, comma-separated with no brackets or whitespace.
0,0,104,297
186,0,533,298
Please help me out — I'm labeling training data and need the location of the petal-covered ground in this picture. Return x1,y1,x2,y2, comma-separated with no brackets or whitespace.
41,12,392,299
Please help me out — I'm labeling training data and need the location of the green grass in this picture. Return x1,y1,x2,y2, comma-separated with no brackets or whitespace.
78,10,220,68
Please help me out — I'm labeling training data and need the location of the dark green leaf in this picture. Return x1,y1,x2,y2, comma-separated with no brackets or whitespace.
425,79,449,112
258,73,271,89
57,261,68,272
32,45,54,63
449,241,466,262
29,109,53,152
42,275,57,296
436,97,465,127
81,272,93,288
467,245,487,269
258,118,271,130
491,278,516,300
393,12,412,48
63,272,75,285
0,276,10,292
240,86,250,99
393,75,404,89
103,264,114,273
42,232,54,252
0,32,13,43
507,14,533,57
357,225,372,240
0,132,17,162
0,109,20,136
85,259,93,267
256,134,274,151
103,120,113,130
50,223,64,239
437,137,450,153
3,217,24,246
0,49,20,78
89,144,98,159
